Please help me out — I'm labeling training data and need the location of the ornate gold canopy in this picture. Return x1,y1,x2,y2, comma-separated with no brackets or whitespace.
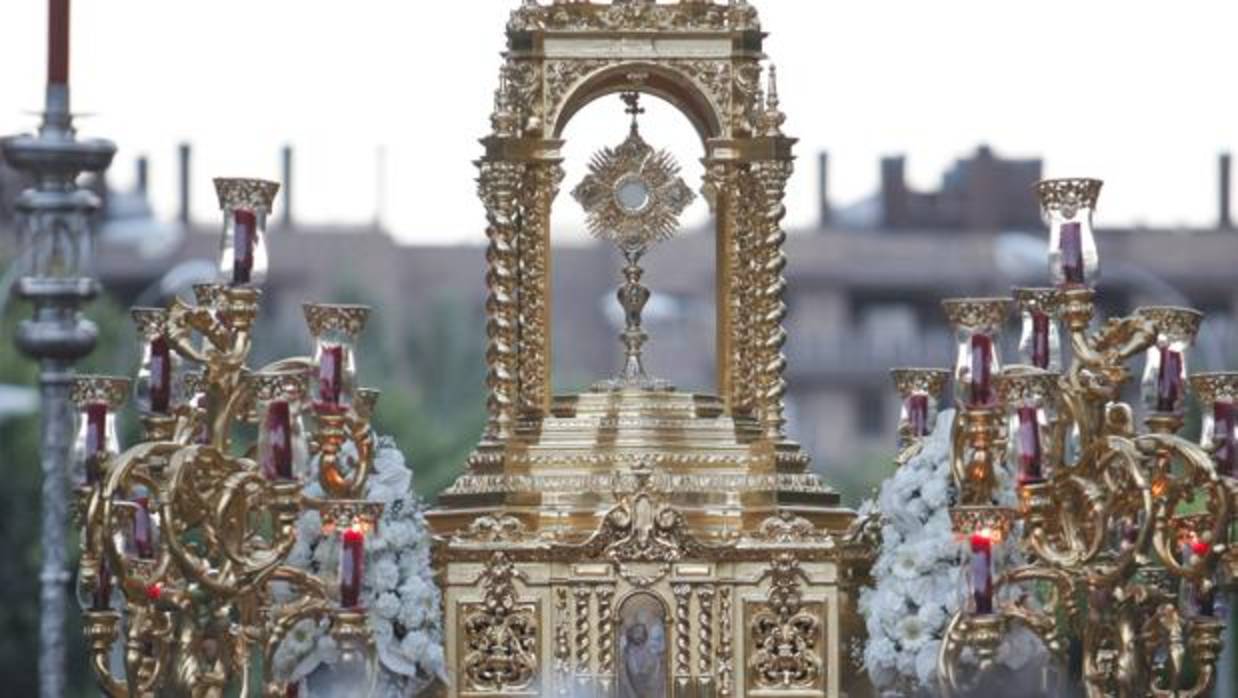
428,3,872,696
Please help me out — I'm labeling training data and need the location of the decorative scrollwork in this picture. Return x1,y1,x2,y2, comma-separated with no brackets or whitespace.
461,553,539,692
748,554,823,689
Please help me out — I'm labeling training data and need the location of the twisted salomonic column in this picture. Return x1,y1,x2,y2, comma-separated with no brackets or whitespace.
517,161,562,415
752,158,793,440
705,160,757,415
478,160,525,441
1,3,115,695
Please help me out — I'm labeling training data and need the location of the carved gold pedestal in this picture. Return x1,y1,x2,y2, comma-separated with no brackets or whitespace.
429,389,873,698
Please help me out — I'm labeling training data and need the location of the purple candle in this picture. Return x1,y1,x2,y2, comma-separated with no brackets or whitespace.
1031,311,1051,369
1059,222,1085,286
318,344,345,409
340,527,365,608
969,334,994,408
1016,406,1044,483
232,209,257,285
906,394,930,438
148,336,172,414
1213,402,1236,477
84,401,108,485
48,0,70,86
970,532,994,615
260,399,294,481
1156,347,1184,413
132,496,156,560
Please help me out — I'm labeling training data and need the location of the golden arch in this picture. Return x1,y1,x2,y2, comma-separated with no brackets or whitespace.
552,62,724,142
475,0,796,444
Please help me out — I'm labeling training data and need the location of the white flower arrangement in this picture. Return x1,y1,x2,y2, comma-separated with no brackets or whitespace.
274,435,446,697
860,409,1046,695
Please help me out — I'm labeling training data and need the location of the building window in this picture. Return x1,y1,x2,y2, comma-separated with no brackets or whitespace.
857,390,886,437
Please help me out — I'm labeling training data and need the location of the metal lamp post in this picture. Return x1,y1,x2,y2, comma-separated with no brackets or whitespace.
1,1,115,696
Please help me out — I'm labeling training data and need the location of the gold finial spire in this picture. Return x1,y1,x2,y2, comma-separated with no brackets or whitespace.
758,64,786,136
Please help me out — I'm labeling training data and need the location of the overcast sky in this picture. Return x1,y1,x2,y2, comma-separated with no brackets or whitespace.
1,1,1235,244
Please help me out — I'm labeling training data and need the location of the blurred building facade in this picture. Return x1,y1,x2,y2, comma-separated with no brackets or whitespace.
4,144,1236,484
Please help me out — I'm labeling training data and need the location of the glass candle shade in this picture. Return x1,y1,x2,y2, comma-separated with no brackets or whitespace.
996,369,1060,485
1013,288,1062,371
890,368,950,447
304,304,370,413
247,371,310,481
131,308,179,415
70,376,130,486
1035,178,1102,288
1190,373,1238,477
969,530,996,615
339,526,365,608
942,298,1011,409
213,178,280,287
1137,307,1204,415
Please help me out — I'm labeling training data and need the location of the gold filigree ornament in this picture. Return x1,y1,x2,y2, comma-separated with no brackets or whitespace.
461,553,539,692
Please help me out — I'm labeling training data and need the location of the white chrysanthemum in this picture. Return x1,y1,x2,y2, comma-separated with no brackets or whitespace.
373,557,401,595
896,614,931,651
915,639,942,685
374,591,401,620
891,547,922,580
399,630,430,659
296,509,323,540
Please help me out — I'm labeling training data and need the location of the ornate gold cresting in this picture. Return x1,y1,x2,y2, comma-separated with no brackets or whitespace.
913,179,1237,698
74,178,386,697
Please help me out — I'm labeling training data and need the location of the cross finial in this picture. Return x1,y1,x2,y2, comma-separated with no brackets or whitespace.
621,91,645,130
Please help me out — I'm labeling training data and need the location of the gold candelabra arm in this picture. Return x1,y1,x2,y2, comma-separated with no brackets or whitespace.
314,411,375,499
84,610,129,698
1135,433,1232,578
210,469,300,592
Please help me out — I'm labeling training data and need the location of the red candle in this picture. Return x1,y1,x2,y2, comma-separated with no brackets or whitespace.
970,532,994,615
1059,222,1085,286
1030,311,1051,369
318,344,345,408
260,399,294,481
145,582,162,602
91,555,112,611
1016,406,1044,483
1156,347,1184,413
285,684,299,698
132,495,156,560
906,394,930,438
48,0,70,86
148,336,172,414
83,401,108,485
1213,402,1236,477
340,527,365,608
232,209,257,285
969,334,994,408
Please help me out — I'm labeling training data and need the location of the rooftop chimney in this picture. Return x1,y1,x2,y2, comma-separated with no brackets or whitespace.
881,156,909,228
818,151,832,228
1220,152,1232,230
281,144,292,227
135,156,148,195
177,142,191,225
